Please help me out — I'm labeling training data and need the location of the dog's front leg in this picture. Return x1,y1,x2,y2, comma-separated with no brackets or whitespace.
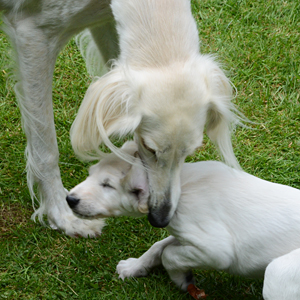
161,243,204,291
117,236,178,279
5,16,104,237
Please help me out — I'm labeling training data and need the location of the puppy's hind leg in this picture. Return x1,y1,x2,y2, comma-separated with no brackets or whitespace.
117,236,177,279
263,248,300,300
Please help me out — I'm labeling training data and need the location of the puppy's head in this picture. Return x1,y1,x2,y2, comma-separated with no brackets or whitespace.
66,142,149,219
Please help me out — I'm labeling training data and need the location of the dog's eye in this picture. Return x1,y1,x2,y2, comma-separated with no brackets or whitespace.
141,138,156,155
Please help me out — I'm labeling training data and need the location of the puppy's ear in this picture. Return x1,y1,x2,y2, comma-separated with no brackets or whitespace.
71,66,141,161
205,65,241,170
120,141,139,155
125,152,149,214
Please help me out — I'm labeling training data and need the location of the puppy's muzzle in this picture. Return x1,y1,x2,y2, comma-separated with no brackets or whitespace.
66,195,80,209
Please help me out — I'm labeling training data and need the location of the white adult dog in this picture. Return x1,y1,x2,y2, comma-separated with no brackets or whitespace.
1,0,240,235
70,0,242,229
67,141,300,299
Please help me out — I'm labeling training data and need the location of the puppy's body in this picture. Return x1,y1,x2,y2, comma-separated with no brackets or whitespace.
170,162,300,278
67,142,300,298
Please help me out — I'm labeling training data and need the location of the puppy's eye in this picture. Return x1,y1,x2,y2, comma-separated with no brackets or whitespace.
131,189,141,198
101,181,115,189
141,138,156,155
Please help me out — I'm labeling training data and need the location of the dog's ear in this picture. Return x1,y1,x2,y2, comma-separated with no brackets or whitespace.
125,152,149,214
205,65,241,170
71,66,141,161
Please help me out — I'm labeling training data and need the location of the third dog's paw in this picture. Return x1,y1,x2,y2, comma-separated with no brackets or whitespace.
38,200,105,238
62,215,105,238
116,258,149,280
31,184,105,238
48,212,105,238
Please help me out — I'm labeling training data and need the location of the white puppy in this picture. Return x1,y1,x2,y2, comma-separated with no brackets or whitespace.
67,141,300,299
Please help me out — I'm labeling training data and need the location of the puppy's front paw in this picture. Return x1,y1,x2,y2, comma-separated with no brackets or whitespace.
116,258,149,280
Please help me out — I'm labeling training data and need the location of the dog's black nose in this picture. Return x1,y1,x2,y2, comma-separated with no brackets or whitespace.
66,195,80,208
148,201,171,228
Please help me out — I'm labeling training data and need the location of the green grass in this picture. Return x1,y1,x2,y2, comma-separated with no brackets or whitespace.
0,0,299,299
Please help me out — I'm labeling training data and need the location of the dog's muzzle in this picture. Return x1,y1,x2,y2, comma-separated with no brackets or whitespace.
66,195,80,209
148,201,171,228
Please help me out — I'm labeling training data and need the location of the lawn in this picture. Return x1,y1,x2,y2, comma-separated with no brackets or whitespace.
0,0,299,299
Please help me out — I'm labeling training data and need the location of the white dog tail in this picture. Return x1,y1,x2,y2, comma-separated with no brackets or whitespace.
75,29,107,77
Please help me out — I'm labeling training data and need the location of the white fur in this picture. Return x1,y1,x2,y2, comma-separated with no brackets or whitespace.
70,0,242,228
1,0,241,234
67,141,300,299
0,0,119,237
263,249,300,299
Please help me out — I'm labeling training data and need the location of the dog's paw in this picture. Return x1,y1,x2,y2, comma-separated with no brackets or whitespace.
116,258,149,280
30,181,105,237
33,198,105,238
48,211,105,238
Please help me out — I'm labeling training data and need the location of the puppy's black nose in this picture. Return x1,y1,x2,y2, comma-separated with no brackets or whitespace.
66,195,80,208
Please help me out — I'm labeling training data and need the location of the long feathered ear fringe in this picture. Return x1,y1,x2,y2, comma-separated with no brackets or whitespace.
205,64,245,170
206,101,242,170
75,29,108,77
70,65,141,163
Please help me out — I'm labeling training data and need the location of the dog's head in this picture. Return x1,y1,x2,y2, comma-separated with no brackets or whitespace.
71,56,240,228
66,142,149,219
